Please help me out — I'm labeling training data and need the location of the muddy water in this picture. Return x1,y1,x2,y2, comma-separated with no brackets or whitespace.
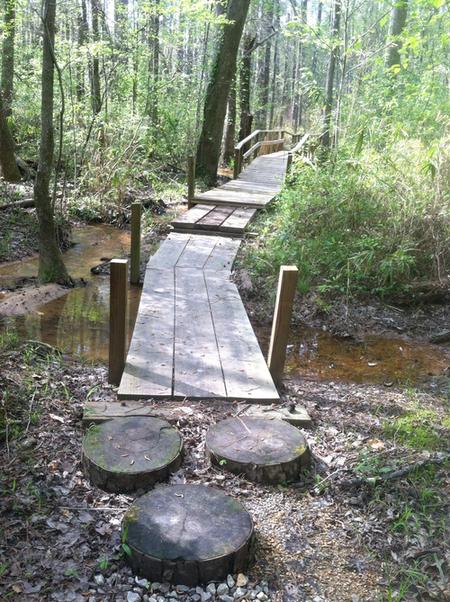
0,225,448,384
257,326,449,386
0,225,141,362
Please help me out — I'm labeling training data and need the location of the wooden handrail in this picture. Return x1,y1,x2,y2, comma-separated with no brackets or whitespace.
243,138,284,161
235,129,283,151
286,133,314,170
234,129,285,178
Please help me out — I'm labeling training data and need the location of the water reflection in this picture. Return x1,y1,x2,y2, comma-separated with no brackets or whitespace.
0,225,141,361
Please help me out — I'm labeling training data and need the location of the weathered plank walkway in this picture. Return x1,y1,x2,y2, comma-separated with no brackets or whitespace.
172,151,287,236
117,150,288,402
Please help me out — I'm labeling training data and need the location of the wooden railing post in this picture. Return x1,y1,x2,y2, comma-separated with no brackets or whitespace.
187,155,195,209
267,266,298,384
130,202,141,285
286,153,293,171
109,259,128,385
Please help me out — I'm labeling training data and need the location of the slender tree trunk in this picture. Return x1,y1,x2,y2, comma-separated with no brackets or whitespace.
311,1,323,78
91,0,101,115
223,77,236,164
321,0,341,149
238,34,255,141
385,0,408,70
115,0,128,44
77,0,88,101
269,5,280,128
0,90,20,181
1,0,16,117
33,0,71,285
196,0,251,184
257,7,273,128
149,1,160,126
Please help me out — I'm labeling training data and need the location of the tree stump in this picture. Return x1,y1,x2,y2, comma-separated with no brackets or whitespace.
122,484,254,586
205,417,310,484
82,416,183,493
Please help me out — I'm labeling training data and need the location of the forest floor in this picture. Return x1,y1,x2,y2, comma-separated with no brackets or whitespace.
0,341,448,602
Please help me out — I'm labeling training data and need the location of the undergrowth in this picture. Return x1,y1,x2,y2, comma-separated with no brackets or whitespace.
243,138,449,299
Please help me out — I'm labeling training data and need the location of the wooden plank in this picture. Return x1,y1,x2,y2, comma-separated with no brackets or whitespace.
267,266,299,384
204,237,241,271
173,268,226,399
171,204,214,229
130,202,142,285
197,205,234,228
109,259,128,385
148,233,190,269
118,268,174,399
176,234,219,268
219,207,257,234
82,401,215,426
205,275,279,402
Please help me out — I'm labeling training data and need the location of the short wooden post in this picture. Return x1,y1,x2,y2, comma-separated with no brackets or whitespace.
130,202,141,285
233,148,242,179
287,152,293,171
109,259,128,386
187,155,195,209
267,266,298,384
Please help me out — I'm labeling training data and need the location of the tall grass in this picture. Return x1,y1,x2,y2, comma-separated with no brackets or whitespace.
244,138,449,298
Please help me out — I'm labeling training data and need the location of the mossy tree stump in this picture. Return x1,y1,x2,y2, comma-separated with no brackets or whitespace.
82,416,183,493
205,417,310,484
122,484,254,586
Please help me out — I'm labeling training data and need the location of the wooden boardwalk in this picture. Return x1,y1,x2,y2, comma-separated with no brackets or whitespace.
117,150,288,402
172,151,287,236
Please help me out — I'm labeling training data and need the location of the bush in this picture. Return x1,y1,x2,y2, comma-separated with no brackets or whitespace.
244,138,450,298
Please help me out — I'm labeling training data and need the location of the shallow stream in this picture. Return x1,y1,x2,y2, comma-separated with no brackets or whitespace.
0,224,447,385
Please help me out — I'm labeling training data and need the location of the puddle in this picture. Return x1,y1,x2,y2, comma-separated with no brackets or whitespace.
257,326,449,386
0,225,141,362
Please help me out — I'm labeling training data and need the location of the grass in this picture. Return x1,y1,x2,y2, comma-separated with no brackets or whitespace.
383,408,447,451
242,137,450,299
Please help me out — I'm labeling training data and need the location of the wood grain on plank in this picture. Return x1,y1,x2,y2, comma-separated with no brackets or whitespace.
171,204,214,228
204,237,241,271
173,268,226,398
219,207,257,234
118,268,175,399
205,274,279,402
148,233,190,269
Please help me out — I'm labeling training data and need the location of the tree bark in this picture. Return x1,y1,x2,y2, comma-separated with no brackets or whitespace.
148,1,160,127
0,90,20,181
385,0,408,70
321,0,341,149
76,0,89,101
1,0,16,117
223,77,236,164
238,34,256,142
91,0,102,115
196,0,251,184
33,0,71,285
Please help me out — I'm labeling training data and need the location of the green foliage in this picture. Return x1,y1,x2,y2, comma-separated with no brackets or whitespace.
244,138,449,298
383,408,446,450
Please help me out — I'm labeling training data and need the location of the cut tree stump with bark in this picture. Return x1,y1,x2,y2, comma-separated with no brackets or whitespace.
122,484,254,586
206,417,310,484
82,416,183,493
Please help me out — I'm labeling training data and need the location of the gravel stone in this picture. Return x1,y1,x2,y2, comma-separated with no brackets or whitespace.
256,593,268,601
227,575,235,589
236,574,248,588
217,583,229,596
206,584,216,595
127,592,141,602
220,596,234,602
135,578,149,588
94,575,105,586
234,587,247,598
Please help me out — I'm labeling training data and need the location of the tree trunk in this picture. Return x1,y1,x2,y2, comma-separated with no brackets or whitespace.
321,0,341,149
223,77,236,164
148,1,160,127
311,1,322,78
115,0,128,44
385,0,408,70
0,90,20,181
238,34,255,141
91,0,102,115
196,0,251,184
1,0,16,117
257,8,273,128
76,0,89,101
33,0,71,285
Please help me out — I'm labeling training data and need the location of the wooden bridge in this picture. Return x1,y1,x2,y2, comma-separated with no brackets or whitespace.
116,130,310,403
